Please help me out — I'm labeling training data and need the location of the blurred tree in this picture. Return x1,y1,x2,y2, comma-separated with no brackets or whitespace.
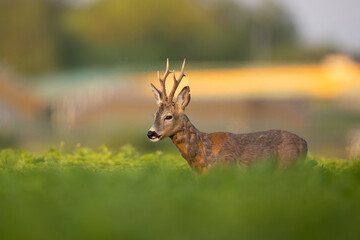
61,0,301,64
205,0,251,60
249,1,298,61
0,0,65,74
0,0,333,75
62,0,222,63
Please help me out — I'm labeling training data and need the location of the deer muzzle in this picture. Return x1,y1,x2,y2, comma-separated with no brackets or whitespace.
147,130,162,142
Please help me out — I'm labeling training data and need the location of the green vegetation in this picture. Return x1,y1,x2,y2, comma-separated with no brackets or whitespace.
0,145,360,240
0,0,333,75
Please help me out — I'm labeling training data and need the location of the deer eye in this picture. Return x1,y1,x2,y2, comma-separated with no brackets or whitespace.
165,115,173,120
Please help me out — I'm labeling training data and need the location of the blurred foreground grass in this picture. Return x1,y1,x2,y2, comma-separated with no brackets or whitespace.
0,145,360,240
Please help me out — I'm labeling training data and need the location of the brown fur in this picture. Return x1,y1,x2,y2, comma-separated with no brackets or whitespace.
148,60,308,172
150,101,308,172
168,115,308,172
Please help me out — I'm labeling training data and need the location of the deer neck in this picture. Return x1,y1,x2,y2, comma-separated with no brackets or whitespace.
170,115,207,170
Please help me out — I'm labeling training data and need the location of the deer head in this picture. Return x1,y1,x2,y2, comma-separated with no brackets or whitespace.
147,59,190,142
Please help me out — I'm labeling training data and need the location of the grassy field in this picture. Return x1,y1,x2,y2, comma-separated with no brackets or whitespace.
0,145,360,240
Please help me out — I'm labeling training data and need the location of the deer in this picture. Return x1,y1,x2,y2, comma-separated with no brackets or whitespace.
147,59,308,172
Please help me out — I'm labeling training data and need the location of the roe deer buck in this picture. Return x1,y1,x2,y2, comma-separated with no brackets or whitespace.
147,59,308,172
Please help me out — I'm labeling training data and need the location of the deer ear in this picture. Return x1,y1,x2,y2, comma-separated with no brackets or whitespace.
150,83,163,106
177,86,191,110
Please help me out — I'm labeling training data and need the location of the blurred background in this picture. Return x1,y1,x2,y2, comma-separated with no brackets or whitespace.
0,0,360,158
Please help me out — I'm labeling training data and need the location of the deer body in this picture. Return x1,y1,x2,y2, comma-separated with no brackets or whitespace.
171,114,307,172
148,59,308,172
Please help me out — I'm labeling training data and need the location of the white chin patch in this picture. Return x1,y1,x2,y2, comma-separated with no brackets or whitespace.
149,136,161,142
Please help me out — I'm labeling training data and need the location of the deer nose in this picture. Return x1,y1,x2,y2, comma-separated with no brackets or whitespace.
147,131,157,139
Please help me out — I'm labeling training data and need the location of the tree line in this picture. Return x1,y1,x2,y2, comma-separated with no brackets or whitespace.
0,0,334,75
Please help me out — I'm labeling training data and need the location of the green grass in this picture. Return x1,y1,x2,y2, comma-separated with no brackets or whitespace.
0,145,360,240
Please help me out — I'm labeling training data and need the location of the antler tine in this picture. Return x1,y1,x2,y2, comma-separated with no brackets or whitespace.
157,58,172,101
168,58,186,102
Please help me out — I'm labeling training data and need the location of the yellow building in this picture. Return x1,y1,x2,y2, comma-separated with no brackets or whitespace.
138,55,360,100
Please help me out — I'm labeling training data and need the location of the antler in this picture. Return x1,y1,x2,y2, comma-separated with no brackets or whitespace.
157,58,172,101
168,58,186,102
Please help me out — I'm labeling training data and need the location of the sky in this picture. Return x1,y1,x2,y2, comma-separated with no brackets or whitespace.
241,0,360,53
